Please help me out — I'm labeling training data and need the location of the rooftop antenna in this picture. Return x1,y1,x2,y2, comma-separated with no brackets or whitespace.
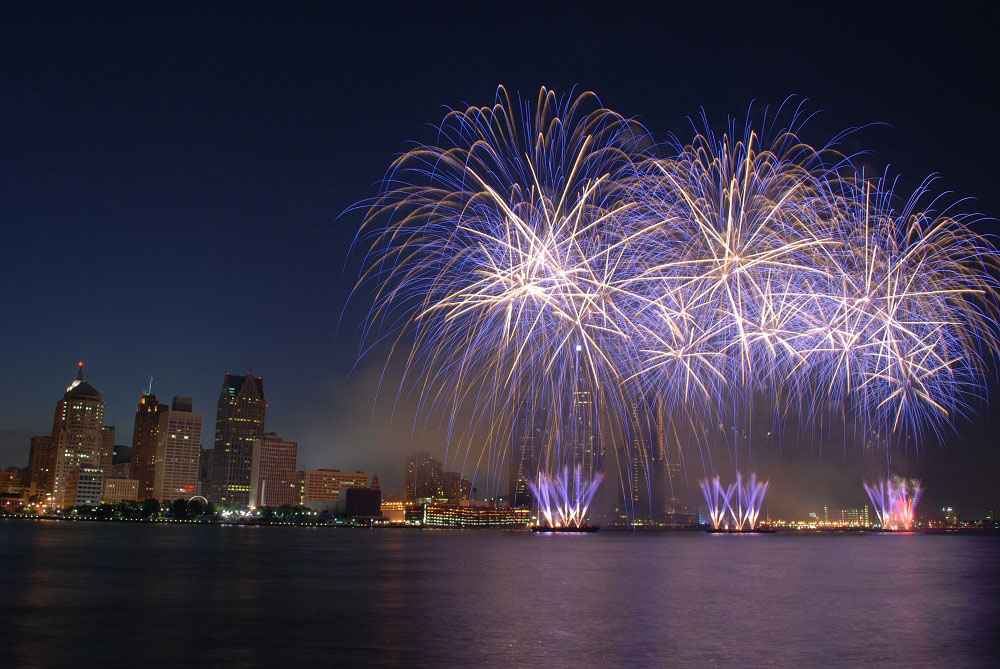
147,376,154,395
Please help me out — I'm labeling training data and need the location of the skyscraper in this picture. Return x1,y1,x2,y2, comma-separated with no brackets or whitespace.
572,389,599,481
27,435,53,498
131,393,166,501
405,452,443,501
51,363,105,508
509,403,544,508
656,400,685,518
208,373,266,508
249,432,298,508
152,396,202,502
99,425,115,476
627,400,652,520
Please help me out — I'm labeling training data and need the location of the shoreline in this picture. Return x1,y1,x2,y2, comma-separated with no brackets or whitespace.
3,515,997,535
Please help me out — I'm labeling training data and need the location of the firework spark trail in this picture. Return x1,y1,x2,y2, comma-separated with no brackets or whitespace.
529,466,604,528
626,125,1000,437
357,86,655,490
699,476,734,530
728,472,769,530
863,476,922,530
357,85,1000,501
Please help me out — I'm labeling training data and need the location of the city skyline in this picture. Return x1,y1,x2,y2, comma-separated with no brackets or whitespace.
1,361,994,521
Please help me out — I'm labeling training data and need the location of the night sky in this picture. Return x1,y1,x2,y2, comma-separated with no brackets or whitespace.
2,6,998,515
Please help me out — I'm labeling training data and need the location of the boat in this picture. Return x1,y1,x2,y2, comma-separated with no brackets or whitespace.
705,527,776,534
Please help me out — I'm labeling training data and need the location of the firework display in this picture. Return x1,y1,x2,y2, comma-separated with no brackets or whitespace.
863,477,922,530
529,466,604,528
357,86,1000,516
699,476,734,530
699,473,769,531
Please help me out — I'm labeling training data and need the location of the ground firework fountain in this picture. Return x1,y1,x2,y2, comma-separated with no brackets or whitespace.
700,472,769,531
863,477,921,530
699,476,734,530
529,466,603,531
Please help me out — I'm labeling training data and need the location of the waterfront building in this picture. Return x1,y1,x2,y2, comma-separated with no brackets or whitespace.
627,401,651,518
299,468,368,510
417,502,531,528
380,499,408,523
99,425,115,475
249,432,298,508
51,363,105,508
508,403,545,508
66,464,104,507
27,435,53,497
208,374,266,508
573,389,599,482
334,487,382,518
198,448,212,492
1,467,26,495
131,393,167,501
942,506,959,527
0,493,21,512
404,452,443,501
834,506,872,527
152,396,202,502
102,477,140,503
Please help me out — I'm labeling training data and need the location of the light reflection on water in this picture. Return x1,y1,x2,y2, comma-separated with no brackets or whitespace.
2,521,998,668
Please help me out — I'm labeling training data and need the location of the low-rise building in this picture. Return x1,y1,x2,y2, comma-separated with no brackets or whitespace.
299,469,369,510
102,478,140,504
334,487,382,518
1,467,26,495
380,499,408,523
66,465,104,507
417,502,531,527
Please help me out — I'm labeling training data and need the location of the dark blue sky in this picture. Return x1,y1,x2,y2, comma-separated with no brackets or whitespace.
2,6,998,509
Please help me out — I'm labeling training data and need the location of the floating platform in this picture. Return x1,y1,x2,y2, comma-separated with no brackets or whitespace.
532,525,600,534
706,528,776,534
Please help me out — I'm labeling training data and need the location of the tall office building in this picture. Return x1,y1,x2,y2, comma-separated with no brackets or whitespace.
131,393,167,501
51,363,105,508
627,400,652,519
509,403,545,508
655,401,687,519
572,389,599,481
27,435,53,497
152,396,202,501
249,432,298,508
99,425,116,475
208,374,266,507
199,448,212,491
405,452,444,501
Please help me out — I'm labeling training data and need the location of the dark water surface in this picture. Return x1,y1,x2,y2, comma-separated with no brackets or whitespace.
2,521,999,668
